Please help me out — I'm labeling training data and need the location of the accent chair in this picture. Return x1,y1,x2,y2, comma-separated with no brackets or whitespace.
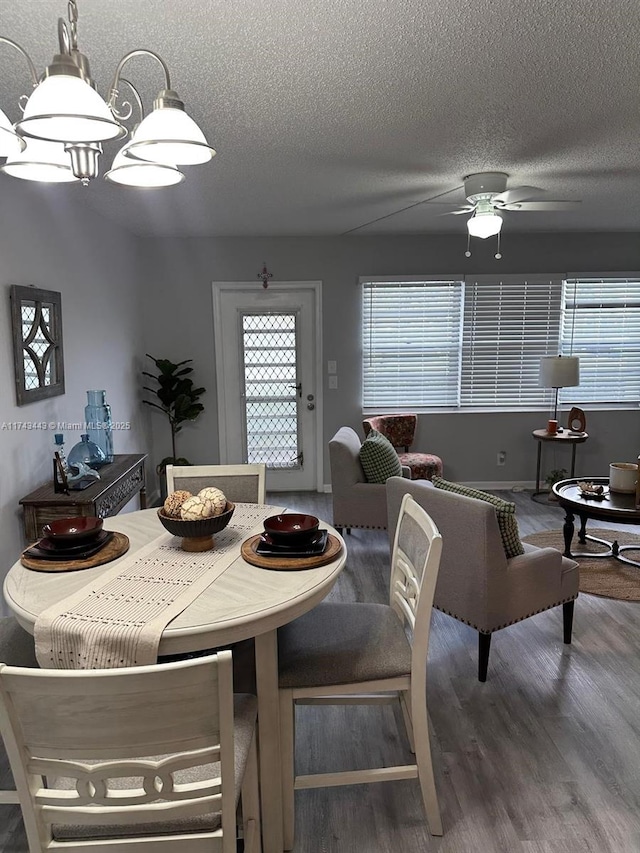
386,477,579,681
363,413,443,480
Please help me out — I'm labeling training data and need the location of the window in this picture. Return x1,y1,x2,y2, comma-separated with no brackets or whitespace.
361,275,640,410
562,278,640,405
461,276,563,407
361,279,463,408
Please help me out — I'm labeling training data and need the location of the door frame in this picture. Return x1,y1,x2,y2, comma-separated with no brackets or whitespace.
212,280,324,492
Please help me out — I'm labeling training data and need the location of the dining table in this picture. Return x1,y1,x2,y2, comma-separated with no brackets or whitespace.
3,504,347,853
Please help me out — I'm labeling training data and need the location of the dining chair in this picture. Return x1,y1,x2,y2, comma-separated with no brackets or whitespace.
166,463,266,505
277,493,444,847
0,650,261,853
0,617,38,805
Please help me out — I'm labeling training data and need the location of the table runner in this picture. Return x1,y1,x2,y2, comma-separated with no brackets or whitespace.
34,503,284,669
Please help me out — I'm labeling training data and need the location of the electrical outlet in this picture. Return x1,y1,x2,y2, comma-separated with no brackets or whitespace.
497,451,506,466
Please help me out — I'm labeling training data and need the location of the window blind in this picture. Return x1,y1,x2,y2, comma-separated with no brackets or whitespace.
562,278,640,404
461,276,564,407
361,280,463,408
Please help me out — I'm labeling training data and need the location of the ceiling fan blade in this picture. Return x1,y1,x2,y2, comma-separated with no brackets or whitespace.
492,186,545,205
499,200,582,211
442,207,474,215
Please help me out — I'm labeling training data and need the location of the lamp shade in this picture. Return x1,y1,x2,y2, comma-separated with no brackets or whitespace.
467,211,503,239
539,355,580,388
16,75,125,143
1,138,80,183
126,106,215,165
0,108,25,156
105,145,185,187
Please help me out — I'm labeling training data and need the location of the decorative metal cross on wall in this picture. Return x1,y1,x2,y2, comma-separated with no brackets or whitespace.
258,263,273,289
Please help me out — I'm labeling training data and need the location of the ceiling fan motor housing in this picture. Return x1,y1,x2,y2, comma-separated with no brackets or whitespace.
464,171,508,203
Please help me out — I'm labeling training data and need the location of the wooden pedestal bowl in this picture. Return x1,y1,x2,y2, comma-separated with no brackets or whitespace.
157,503,235,551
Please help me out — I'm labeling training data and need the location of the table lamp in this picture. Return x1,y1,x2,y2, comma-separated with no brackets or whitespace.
539,355,580,422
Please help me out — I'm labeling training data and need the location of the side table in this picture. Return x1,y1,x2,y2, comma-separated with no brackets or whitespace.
532,429,588,502
19,453,147,542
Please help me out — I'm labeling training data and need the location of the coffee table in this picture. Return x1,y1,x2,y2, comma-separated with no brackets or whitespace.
552,477,640,567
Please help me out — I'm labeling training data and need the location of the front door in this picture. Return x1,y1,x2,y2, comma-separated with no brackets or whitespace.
212,282,322,491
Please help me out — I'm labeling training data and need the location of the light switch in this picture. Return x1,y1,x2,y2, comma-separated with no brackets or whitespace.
327,360,337,374
328,375,338,389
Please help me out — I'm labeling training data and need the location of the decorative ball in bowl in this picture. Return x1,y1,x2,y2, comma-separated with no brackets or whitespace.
42,516,104,546
263,513,319,545
157,502,235,551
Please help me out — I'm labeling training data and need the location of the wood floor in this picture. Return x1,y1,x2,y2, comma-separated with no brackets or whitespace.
3,489,640,852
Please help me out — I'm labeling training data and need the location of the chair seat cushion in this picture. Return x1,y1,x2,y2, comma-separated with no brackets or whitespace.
278,602,412,689
431,476,525,559
398,452,443,480
52,694,257,841
358,429,403,483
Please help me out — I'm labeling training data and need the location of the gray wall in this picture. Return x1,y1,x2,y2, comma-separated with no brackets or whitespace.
0,181,147,604
140,231,640,489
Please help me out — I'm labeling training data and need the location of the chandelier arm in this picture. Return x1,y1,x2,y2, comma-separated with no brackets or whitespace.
111,77,142,123
67,0,79,50
0,37,39,88
108,50,172,111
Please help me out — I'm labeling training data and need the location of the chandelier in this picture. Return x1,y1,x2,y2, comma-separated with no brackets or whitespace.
0,1,215,188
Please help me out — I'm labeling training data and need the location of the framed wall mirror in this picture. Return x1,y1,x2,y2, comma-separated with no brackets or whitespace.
10,285,65,406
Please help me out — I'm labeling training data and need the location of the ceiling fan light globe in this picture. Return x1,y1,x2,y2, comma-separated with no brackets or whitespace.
467,212,503,239
17,75,125,143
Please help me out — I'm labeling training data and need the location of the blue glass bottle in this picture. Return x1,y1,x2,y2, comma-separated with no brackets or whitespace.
68,434,106,471
85,390,113,463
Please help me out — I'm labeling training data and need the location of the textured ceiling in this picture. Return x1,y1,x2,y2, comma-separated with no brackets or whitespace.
1,0,640,237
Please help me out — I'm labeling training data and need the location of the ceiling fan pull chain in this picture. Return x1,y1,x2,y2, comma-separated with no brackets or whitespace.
495,231,502,260
464,232,472,258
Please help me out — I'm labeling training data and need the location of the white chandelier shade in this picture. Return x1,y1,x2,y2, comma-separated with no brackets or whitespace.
467,211,503,239
105,145,184,188
0,107,25,156
0,1,215,187
127,106,216,166
1,137,80,183
16,74,126,144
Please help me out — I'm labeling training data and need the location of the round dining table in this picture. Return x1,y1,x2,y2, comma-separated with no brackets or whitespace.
3,506,347,853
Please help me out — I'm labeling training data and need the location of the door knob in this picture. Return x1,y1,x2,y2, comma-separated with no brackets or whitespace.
307,402,315,410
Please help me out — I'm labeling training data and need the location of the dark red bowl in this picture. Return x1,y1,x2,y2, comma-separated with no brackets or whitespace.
42,516,104,545
263,513,320,545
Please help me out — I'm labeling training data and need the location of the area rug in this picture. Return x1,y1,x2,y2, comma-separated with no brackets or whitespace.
521,528,640,601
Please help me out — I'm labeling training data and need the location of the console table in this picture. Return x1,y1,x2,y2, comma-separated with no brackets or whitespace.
20,454,147,542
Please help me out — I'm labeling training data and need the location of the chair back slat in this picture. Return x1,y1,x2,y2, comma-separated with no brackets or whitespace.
166,464,266,504
389,494,443,672
0,652,239,853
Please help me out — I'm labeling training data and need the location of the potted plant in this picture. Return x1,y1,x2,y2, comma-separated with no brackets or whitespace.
545,468,568,501
142,355,205,482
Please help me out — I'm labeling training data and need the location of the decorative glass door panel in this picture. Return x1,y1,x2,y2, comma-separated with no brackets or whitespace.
213,282,319,491
242,313,301,469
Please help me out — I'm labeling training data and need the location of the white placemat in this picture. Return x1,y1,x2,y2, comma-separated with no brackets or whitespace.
34,504,284,669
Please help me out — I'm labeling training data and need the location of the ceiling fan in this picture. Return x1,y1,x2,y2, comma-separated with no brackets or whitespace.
447,172,581,251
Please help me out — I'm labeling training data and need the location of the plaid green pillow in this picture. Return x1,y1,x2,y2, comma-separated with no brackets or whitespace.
431,476,525,558
359,428,403,483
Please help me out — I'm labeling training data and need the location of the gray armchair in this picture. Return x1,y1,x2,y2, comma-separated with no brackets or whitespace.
329,427,410,533
386,477,579,681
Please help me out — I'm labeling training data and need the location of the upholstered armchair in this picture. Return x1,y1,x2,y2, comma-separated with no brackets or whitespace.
363,413,443,480
329,426,410,533
386,477,579,681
